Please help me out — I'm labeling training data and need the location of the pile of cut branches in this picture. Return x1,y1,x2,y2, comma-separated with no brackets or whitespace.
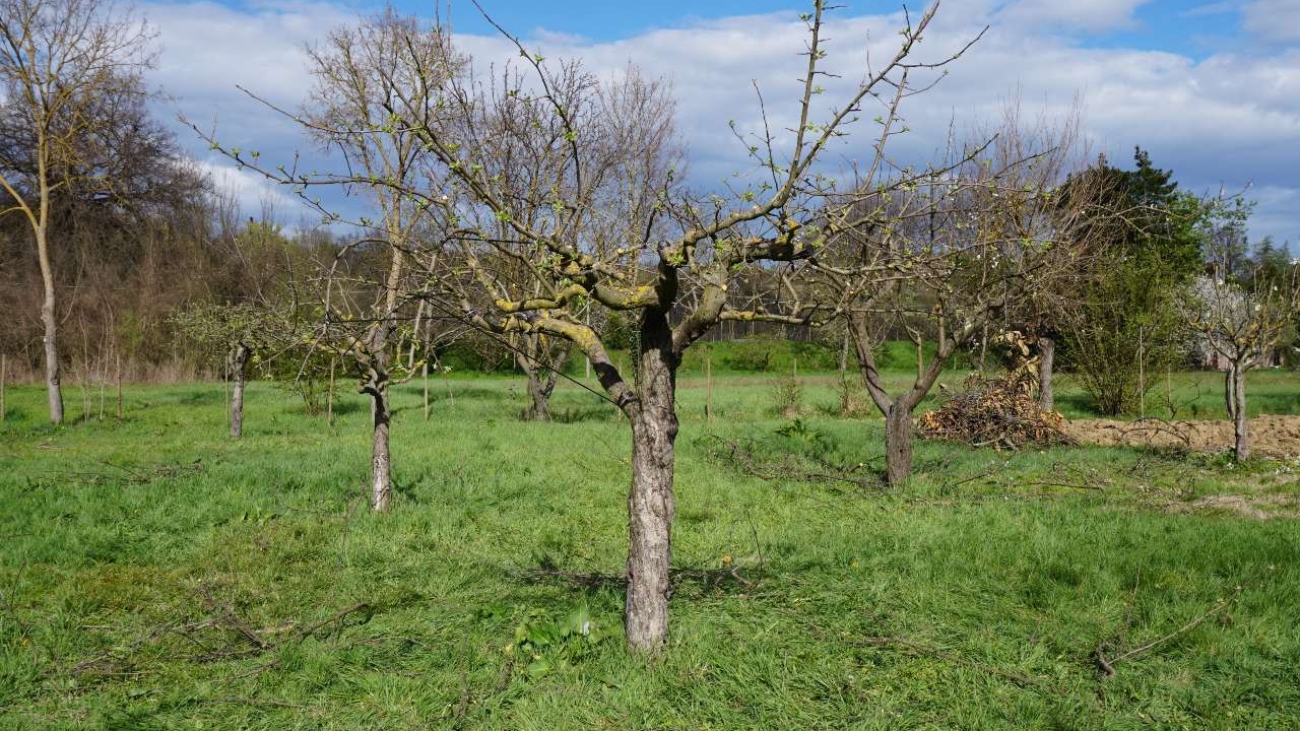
919,372,1073,450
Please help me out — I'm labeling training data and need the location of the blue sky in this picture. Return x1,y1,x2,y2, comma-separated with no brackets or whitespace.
308,0,1265,51
145,0,1300,243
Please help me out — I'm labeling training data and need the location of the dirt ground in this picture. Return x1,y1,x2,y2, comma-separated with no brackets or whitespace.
1064,415,1300,458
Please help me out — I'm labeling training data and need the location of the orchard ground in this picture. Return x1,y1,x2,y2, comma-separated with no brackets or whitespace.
1,367,1298,730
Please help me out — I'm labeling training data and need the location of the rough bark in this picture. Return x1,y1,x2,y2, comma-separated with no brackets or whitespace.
885,399,915,485
1231,364,1248,462
519,338,568,422
525,370,554,422
364,244,402,512
1038,336,1055,412
229,344,250,439
625,310,678,654
367,375,393,512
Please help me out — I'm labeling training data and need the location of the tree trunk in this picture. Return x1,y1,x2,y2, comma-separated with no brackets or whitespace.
884,400,914,485
38,232,64,423
625,311,678,654
1224,368,1237,421
230,344,251,439
368,377,392,512
1232,365,1248,462
1038,336,1055,412
525,369,553,422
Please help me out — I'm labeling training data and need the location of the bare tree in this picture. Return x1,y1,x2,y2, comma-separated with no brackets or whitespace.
299,11,455,511
207,1,978,653
0,0,154,423
171,302,297,438
1182,271,1298,461
815,109,1091,484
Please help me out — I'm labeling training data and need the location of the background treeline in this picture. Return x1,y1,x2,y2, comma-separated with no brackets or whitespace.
2,186,1292,382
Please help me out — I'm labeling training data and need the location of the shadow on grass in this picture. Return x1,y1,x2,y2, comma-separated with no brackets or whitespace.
177,389,226,406
543,406,619,424
518,559,762,599
330,400,365,416
403,384,514,403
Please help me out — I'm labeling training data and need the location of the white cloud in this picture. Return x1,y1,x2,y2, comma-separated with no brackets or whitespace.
138,1,1300,242
996,0,1154,33
1242,0,1300,41
193,159,297,215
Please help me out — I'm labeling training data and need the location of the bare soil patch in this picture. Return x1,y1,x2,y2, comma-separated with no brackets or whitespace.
1177,494,1300,520
1064,415,1300,458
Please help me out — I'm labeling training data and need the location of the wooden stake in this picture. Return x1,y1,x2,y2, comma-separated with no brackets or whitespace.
327,358,336,426
705,351,713,424
1165,362,1173,419
422,360,430,421
98,358,105,420
223,357,231,424
1,354,6,423
81,368,90,423
116,351,123,421
1138,327,1146,419
445,365,455,409
81,328,90,422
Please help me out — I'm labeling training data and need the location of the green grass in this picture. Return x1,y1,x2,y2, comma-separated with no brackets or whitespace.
1,371,1298,730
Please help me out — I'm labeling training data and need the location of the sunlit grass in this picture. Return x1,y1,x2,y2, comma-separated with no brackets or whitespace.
1,371,1298,730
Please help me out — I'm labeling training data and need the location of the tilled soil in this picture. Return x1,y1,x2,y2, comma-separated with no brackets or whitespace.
1064,415,1300,458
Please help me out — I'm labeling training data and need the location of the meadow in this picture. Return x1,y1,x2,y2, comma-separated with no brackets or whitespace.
1,367,1298,730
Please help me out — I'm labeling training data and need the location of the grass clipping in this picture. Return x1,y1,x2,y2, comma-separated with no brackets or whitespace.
919,372,1073,450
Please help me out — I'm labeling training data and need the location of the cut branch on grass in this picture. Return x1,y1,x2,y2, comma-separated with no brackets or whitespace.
1094,587,1241,678
701,434,886,493
1117,418,1194,447
65,586,375,678
858,635,1054,692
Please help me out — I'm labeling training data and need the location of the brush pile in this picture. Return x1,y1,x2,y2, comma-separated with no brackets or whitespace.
919,372,1073,449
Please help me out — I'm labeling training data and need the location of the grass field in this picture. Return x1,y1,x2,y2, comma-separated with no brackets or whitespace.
2,370,1299,730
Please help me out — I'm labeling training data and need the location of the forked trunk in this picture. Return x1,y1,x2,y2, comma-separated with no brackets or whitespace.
1038,336,1055,412
1231,365,1248,462
230,344,251,439
520,340,568,422
525,370,554,422
625,312,678,653
885,400,914,485
369,377,393,512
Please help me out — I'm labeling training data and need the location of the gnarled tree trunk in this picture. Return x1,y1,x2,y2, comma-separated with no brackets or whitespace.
524,368,559,422
1038,336,1055,411
366,368,393,512
229,344,251,439
625,310,678,654
519,337,569,422
885,399,914,485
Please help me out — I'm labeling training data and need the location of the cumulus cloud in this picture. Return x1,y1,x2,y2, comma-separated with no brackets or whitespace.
995,0,1154,33
192,159,297,215
140,0,1300,242
1242,0,1300,42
